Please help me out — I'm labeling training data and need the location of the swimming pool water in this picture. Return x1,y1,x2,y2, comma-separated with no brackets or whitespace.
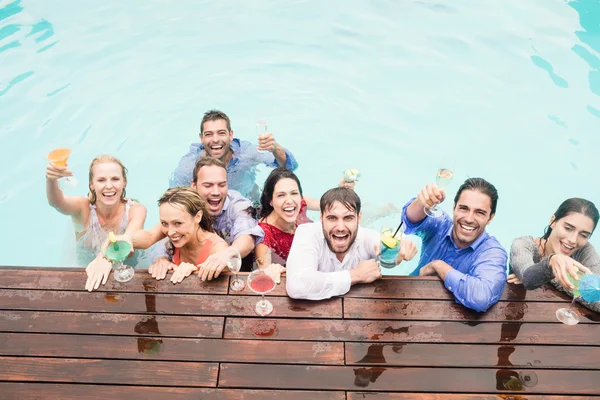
1,0,599,273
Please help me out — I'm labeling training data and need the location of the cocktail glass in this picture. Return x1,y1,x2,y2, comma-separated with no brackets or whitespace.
48,148,77,186
378,227,402,269
556,270,588,325
247,269,276,316
424,157,456,218
256,119,268,153
228,249,245,291
343,169,361,183
105,240,134,283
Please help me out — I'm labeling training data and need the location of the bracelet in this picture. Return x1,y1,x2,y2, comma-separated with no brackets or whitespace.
547,253,555,268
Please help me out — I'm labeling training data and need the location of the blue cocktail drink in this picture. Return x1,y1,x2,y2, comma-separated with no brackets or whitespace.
379,227,401,269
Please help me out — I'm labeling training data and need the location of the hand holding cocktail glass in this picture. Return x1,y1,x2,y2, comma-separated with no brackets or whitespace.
228,248,245,291
377,222,417,268
47,148,78,186
418,183,447,219
423,158,455,218
104,232,134,283
552,256,594,325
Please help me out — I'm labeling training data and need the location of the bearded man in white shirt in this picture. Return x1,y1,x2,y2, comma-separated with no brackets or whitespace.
286,187,417,300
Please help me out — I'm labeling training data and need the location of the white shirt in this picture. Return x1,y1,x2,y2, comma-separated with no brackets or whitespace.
286,222,379,300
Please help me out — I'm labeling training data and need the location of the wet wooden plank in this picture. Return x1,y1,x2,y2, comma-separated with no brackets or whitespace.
224,318,600,345
345,342,600,369
0,268,228,294
348,394,597,400
343,298,600,323
219,363,600,394
0,383,346,400
346,277,570,302
0,310,224,338
0,356,217,387
0,290,342,318
0,333,344,365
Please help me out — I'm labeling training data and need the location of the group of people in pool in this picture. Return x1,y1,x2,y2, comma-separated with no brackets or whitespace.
45,109,600,313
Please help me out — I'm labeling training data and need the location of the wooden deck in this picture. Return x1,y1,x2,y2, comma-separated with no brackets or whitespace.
0,267,599,399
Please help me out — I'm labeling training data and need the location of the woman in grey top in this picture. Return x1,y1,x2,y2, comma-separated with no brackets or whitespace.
508,198,599,312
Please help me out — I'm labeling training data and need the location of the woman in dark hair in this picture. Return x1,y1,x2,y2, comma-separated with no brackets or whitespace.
508,198,600,312
255,168,317,272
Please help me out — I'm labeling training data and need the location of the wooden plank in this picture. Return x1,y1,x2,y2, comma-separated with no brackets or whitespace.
224,318,600,345
0,268,229,294
345,342,600,369
0,290,342,318
0,310,224,338
346,277,570,302
0,332,344,365
0,383,345,400
219,363,600,394
348,393,597,400
343,298,600,323
0,356,217,387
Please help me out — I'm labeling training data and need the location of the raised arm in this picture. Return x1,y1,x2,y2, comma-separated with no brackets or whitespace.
405,184,446,224
257,133,298,171
46,162,88,218
132,223,166,250
124,202,147,236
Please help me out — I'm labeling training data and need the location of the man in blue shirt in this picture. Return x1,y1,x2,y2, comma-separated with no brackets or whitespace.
169,109,298,203
401,177,507,312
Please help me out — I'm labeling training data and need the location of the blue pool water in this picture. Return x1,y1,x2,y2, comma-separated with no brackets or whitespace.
0,0,599,273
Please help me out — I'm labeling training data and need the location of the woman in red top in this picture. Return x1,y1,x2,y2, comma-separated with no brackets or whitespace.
256,168,316,272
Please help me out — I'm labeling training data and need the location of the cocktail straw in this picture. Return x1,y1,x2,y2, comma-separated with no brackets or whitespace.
392,221,404,238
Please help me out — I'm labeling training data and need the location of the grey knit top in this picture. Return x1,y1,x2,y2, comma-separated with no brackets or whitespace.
509,236,600,313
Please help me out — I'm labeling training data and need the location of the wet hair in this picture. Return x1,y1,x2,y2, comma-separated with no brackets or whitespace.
200,109,231,134
320,187,361,215
157,187,214,233
192,157,227,184
259,167,304,219
454,177,498,215
87,154,128,205
541,198,599,243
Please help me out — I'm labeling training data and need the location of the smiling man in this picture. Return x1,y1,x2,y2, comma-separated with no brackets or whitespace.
169,110,298,203
402,177,508,312
145,157,264,281
286,188,417,300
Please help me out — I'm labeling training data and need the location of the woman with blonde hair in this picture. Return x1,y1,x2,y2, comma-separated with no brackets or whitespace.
46,154,146,289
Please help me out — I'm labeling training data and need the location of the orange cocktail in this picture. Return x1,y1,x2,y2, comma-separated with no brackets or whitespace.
48,148,71,167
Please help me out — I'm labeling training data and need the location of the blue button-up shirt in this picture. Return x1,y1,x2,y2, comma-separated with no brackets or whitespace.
401,198,508,312
169,138,298,203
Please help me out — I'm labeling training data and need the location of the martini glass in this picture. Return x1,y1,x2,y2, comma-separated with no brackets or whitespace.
248,269,276,316
424,161,455,218
105,240,134,283
48,148,78,186
556,270,588,325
